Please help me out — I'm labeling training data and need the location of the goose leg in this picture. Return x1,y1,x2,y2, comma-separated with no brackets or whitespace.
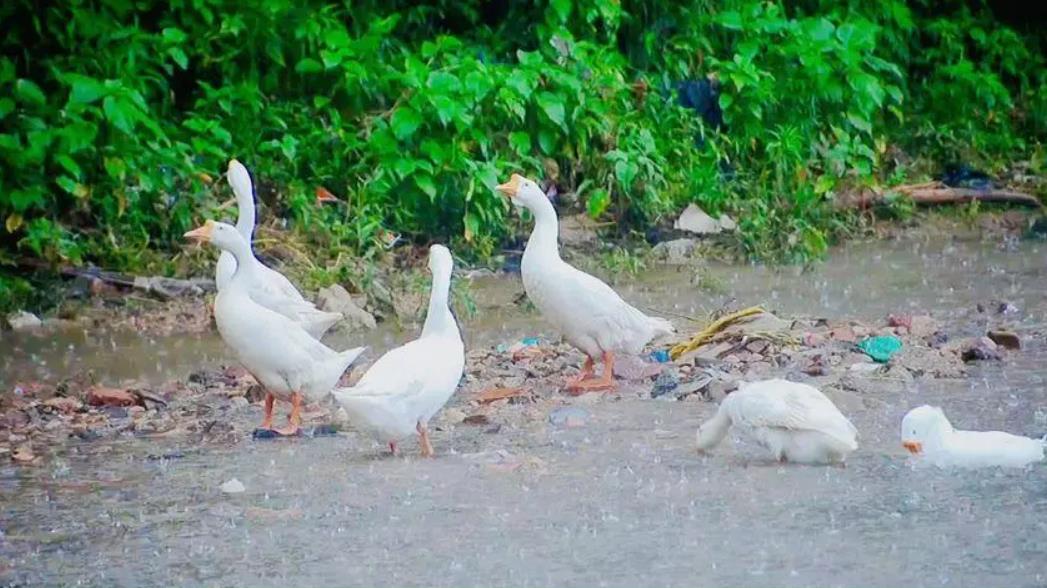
272,392,302,436
565,356,596,389
260,392,275,430
567,351,617,394
417,421,434,458
389,441,398,456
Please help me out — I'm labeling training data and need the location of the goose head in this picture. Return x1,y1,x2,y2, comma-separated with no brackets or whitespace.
428,244,454,277
496,174,548,212
901,405,952,455
184,220,245,252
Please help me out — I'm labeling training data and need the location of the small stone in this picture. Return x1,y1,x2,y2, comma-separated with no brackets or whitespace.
316,284,378,331
997,302,1020,316
5,311,42,332
548,406,589,428
102,406,128,419
463,414,490,426
987,330,1021,350
674,204,722,235
42,396,82,414
745,339,770,354
230,397,249,408
87,386,139,407
438,408,466,425
650,371,680,399
11,444,35,463
651,238,698,263
959,337,1001,362
220,478,246,494
717,214,737,231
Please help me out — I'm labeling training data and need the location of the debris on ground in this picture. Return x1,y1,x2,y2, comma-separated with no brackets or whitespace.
857,336,904,363
86,386,142,408
674,204,736,236
549,406,589,428
987,330,1021,350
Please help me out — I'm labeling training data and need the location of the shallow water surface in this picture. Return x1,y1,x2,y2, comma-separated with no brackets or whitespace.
2,235,1047,587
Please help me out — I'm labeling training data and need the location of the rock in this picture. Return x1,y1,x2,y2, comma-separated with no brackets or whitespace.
5,311,42,332
42,396,82,414
463,414,490,426
987,330,1021,350
86,386,140,407
650,371,680,399
706,378,738,402
651,238,698,263
438,408,466,425
997,302,1019,316
613,355,663,380
674,204,722,235
11,444,35,463
220,478,246,494
928,331,949,349
230,397,249,408
558,214,599,247
957,337,1002,362
548,406,589,428
317,284,377,331
717,214,737,231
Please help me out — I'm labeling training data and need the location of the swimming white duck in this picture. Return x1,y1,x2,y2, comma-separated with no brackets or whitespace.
696,379,859,464
901,405,1045,468
496,174,674,393
185,220,365,436
215,159,341,339
332,245,464,456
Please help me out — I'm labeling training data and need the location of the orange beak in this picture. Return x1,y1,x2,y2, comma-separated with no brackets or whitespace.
184,220,215,242
315,186,340,205
496,174,524,198
902,440,922,455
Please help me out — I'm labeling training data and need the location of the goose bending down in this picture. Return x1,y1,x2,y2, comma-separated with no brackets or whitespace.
215,159,342,339
696,379,858,464
496,174,674,393
185,220,365,436
332,245,464,457
901,405,1045,468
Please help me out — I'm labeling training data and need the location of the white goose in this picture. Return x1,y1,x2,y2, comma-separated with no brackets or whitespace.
332,245,464,457
696,379,859,464
186,220,365,436
215,159,341,339
496,174,674,393
901,405,1045,468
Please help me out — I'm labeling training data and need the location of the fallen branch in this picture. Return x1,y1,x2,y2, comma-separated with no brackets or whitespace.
669,306,766,360
55,266,215,299
842,181,1043,209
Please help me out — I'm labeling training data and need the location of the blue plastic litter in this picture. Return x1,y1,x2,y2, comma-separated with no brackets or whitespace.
649,349,671,363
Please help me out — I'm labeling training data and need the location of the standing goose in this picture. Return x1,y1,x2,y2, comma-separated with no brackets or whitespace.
901,405,1045,468
185,220,365,436
332,245,464,457
496,174,674,393
215,159,342,339
695,379,858,464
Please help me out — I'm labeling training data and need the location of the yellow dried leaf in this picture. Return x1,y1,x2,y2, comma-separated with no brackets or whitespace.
5,213,23,233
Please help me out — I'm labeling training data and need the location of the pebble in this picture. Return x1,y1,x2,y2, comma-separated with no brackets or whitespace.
229,397,249,408
548,406,589,428
220,478,246,494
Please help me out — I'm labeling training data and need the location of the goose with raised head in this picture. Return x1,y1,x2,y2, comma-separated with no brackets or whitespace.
215,159,342,339
901,405,1045,468
185,220,365,436
696,379,858,465
496,173,674,393
332,245,464,457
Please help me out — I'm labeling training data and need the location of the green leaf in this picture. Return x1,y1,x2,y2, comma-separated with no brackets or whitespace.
56,176,79,195
538,128,556,155
294,58,323,74
169,47,188,69
587,188,610,219
846,111,872,134
614,160,638,190
0,98,13,120
162,27,187,43
716,11,743,30
463,211,481,241
55,154,81,177
103,156,127,181
509,131,531,154
391,106,423,140
427,71,460,94
463,70,493,102
536,92,566,128
414,173,437,199
550,0,572,23
15,79,46,105
66,75,107,105
102,95,134,133
516,50,544,68
718,93,734,111
431,95,458,126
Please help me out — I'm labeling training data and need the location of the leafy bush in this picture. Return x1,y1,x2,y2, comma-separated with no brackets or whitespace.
1,0,1045,311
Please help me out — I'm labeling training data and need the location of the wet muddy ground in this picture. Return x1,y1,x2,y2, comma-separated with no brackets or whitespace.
2,229,1047,587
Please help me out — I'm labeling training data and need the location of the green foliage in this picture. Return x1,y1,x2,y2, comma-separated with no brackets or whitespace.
0,0,1045,312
